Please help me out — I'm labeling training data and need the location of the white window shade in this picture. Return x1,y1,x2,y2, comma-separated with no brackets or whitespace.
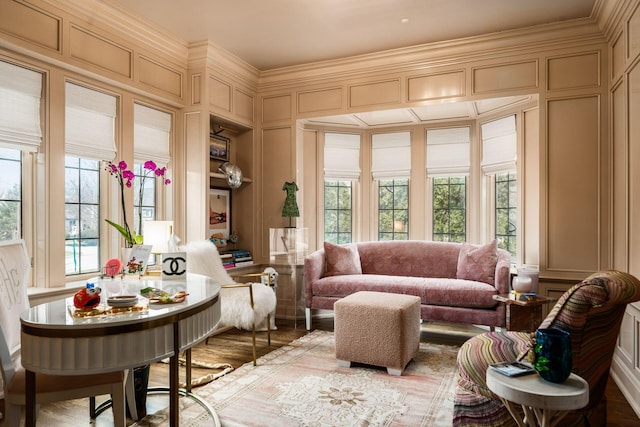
481,115,516,173
65,82,117,161
134,103,172,166
426,127,470,177
371,131,411,179
324,132,361,180
0,60,43,152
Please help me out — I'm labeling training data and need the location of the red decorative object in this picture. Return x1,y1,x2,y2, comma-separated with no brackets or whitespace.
73,286,102,310
104,258,122,276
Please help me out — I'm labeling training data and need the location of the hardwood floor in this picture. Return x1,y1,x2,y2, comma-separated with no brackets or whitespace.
2,317,638,426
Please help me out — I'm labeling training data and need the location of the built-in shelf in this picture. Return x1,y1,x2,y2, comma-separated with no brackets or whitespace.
209,172,253,183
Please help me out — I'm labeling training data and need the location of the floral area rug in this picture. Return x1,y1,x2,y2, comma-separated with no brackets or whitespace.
177,329,460,427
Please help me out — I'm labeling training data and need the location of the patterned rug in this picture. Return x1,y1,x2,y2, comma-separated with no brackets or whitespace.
134,329,460,426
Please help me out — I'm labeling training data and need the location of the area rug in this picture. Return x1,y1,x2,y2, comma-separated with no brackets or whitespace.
135,329,460,426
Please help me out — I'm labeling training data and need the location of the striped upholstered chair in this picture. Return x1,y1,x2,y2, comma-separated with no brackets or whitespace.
453,270,640,427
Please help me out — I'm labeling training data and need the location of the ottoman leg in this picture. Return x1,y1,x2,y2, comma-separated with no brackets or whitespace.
337,360,351,368
387,367,403,376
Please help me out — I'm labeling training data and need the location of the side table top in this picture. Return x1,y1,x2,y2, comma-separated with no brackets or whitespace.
487,367,589,411
493,294,557,307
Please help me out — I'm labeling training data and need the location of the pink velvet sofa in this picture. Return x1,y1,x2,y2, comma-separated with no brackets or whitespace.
304,240,511,330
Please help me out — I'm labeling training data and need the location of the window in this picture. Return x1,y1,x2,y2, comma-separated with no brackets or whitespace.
65,82,117,275
481,115,517,256
64,156,100,275
0,148,22,240
426,127,470,242
433,176,466,242
372,132,411,241
0,60,43,243
324,180,352,243
378,179,409,240
495,171,517,255
133,103,172,238
133,162,157,235
323,132,360,243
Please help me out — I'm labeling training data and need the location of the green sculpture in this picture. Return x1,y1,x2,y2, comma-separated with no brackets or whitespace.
282,181,300,227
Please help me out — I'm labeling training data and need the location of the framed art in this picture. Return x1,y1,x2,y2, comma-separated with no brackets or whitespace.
209,134,230,161
209,187,231,239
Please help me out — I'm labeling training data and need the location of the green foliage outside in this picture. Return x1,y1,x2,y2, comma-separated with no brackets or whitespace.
433,176,466,243
324,180,352,243
378,179,408,241
496,172,517,256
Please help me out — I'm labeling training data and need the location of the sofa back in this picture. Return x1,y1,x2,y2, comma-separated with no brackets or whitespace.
356,240,463,279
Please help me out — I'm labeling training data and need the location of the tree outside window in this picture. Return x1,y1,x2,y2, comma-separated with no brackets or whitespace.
324,179,353,243
495,171,517,256
378,179,408,240
433,176,466,242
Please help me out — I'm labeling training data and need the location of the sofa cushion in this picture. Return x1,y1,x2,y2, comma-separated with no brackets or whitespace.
456,240,498,286
324,242,362,276
311,275,498,309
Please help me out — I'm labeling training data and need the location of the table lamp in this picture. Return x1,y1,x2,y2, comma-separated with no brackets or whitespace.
143,220,173,273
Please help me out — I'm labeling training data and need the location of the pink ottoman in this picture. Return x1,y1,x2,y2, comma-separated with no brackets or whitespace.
334,291,421,375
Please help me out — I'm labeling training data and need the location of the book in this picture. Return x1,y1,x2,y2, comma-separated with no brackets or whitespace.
234,260,254,267
509,291,537,302
490,361,535,377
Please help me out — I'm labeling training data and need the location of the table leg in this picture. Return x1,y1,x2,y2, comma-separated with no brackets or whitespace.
170,322,179,427
25,369,36,427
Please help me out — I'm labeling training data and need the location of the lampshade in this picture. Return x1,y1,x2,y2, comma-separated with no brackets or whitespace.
143,220,173,254
218,162,243,188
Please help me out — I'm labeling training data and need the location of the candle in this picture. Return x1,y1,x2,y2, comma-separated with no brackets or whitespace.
512,276,532,293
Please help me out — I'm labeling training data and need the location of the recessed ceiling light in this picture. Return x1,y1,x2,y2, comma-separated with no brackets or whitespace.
401,18,409,24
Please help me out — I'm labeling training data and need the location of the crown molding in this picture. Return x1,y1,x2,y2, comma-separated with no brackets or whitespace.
188,41,259,91
594,0,637,41
257,18,606,91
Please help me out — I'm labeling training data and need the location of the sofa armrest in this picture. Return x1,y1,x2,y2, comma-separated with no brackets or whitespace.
304,248,326,308
494,250,511,295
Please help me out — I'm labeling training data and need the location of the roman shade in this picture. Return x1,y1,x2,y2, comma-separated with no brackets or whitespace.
134,103,172,166
65,82,117,161
324,132,361,180
0,60,43,152
426,127,470,177
481,115,516,173
371,131,411,179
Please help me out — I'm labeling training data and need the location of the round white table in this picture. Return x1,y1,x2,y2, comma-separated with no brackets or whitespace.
486,366,589,427
20,273,221,427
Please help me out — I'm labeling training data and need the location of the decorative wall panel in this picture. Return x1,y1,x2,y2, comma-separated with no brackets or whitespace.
0,0,60,52
547,52,600,91
139,55,182,98
407,70,465,102
262,94,292,123
234,89,254,123
612,32,625,80
349,79,400,108
612,82,628,271
69,25,131,78
191,73,201,105
629,2,640,61
298,87,342,114
546,96,599,273
629,61,640,275
209,76,231,112
472,61,538,94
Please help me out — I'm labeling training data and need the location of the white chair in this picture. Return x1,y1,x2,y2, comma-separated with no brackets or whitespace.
0,240,127,427
182,240,277,365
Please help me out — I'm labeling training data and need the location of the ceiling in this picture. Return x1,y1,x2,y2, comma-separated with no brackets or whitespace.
106,0,593,128
108,0,596,71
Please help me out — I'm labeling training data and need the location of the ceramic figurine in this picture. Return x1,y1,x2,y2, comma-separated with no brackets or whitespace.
73,284,102,310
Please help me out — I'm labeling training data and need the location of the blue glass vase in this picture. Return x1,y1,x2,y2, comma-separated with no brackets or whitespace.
533,328,572,383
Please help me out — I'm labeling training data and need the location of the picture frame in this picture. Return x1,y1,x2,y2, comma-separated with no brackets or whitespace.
209,134,230,161
209,187,231,239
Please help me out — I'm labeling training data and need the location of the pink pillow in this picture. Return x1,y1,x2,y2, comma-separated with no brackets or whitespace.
324,242,362,276
456,240,498,285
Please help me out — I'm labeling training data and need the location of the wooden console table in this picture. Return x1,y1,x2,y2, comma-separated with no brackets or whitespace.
493,294,557,332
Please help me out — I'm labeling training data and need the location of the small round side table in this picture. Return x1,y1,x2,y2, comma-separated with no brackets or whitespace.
486,367,589,427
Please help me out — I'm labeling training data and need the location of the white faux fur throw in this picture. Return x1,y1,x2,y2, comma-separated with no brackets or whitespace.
181,240,276,331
